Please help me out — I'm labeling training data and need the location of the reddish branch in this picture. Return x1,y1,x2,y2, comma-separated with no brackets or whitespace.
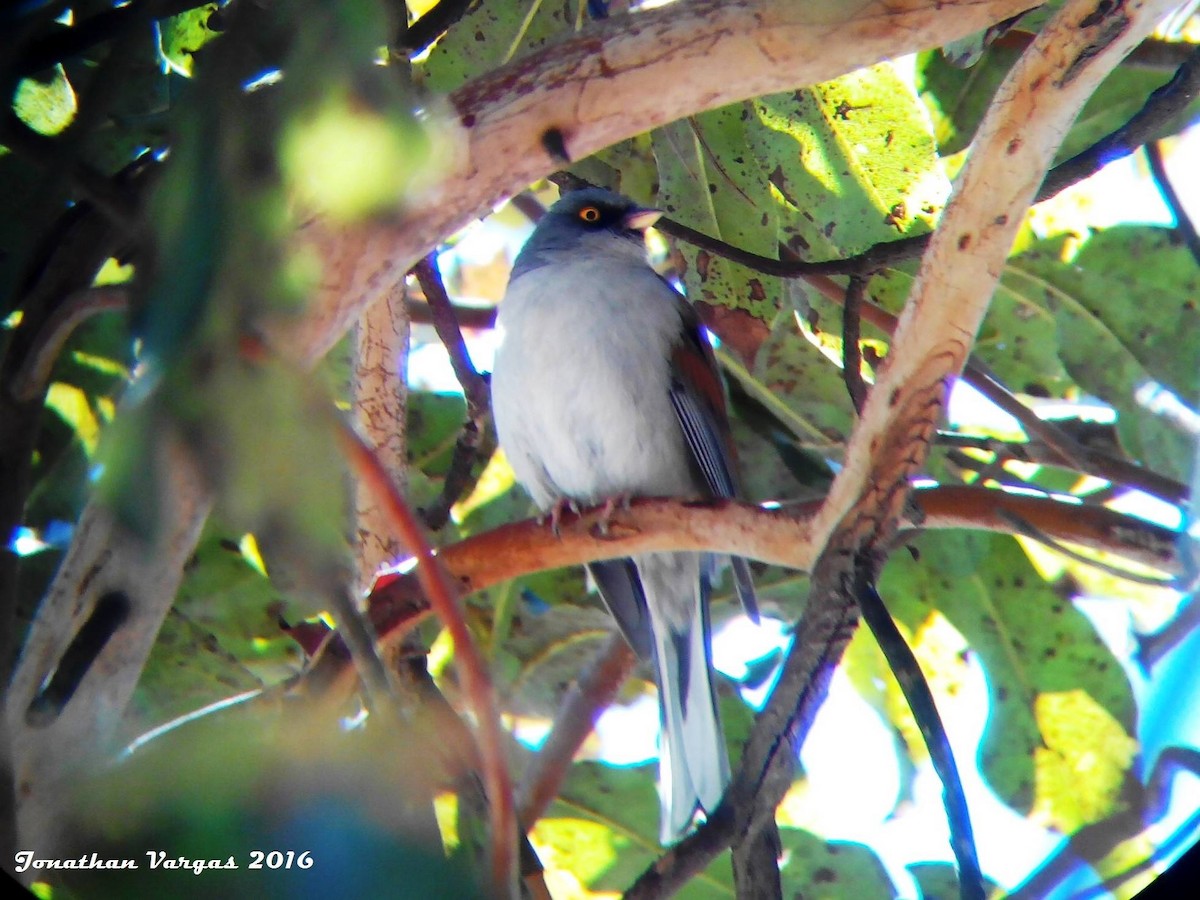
313,485,1182,678
336,422,518,895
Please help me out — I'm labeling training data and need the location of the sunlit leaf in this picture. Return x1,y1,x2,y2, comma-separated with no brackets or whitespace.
750,64,947,260
543,763,734,897
1031,689,1139,832
879,532,1138,822
159,4,221,77
13,65,77,135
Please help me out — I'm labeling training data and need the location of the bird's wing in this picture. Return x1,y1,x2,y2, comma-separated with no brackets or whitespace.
666,295,759,620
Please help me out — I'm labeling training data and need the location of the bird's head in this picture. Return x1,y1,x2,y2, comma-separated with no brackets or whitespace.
510,188,662,279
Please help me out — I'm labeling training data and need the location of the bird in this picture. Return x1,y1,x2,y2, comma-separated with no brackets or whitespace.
489,187,758,843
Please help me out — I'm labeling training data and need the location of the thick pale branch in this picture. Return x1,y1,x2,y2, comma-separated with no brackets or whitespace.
5,435,211,860
353,279,411,594
810,0,1185,553
275,0,1039,363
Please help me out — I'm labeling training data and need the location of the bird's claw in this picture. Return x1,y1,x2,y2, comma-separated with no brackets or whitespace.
539,498,581,536
596,494,632,536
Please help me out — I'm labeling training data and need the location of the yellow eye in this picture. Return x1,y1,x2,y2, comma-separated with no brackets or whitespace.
579,206,601,223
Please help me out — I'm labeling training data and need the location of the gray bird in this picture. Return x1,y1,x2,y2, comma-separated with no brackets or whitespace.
490,187,757,843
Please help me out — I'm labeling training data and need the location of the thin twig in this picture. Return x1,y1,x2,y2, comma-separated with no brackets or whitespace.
801,270,1092,472
997,508,1177,587
336,421,517,896
400,0,478,55
1040,45,1200,200
9,286,130,401
515,634,637,826
856,571,983,900
1146,138,1200,267
412,254,490,417
936,430,1189,507
405,299,497,330
411,254,495,531
841,274,869,414
508,191,547,224
959,364,1088,471
421,418,491,531
1135,594,1200,672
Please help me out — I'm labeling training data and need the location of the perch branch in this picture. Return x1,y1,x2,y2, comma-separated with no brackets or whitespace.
349,484,1180,661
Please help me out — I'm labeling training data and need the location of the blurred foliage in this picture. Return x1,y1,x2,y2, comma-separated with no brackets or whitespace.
2,1,1200,898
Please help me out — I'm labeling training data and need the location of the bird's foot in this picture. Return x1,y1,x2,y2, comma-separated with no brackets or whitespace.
539,498,581,536
596,493,632,536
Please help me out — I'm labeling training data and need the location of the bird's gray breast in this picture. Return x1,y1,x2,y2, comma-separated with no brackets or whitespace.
491,257,698,509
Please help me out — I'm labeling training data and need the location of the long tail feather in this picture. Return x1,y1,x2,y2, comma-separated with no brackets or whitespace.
639,553,730,844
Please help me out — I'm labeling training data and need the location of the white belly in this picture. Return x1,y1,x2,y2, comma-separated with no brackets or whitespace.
491,261,697,510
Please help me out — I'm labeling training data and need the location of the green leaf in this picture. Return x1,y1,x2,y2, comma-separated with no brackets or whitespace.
417,0,578,93
540,762,734,897
909,861,1000,900
874,267,1074,400
1010,226,1200,479
878,532,1138,826
408,392,468,473
652,108,783,319
159,4,221,77
748,64,947,260
777,827,896,899
741,306,858,457
1030,689,1138,832
13,65,77,135
500,604,618,717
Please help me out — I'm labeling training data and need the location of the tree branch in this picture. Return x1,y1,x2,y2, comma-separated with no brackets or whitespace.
412,254,490,417
809,0,1181,554
840,274,869,414
346,485,1181,663
1040,44,1200,200
337,421,518,896
272,0,1042,364
1146,138,1200,267
628,0,1185,891
353,278,412,593
515,634,637,826
654,43,1200,280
